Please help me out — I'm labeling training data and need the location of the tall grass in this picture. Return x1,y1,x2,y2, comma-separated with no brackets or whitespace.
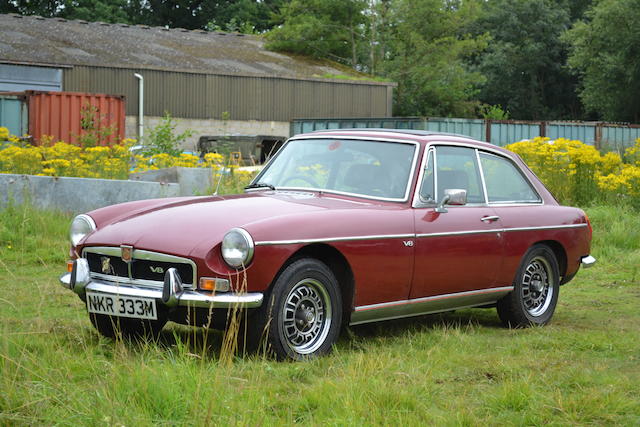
1,203,639,425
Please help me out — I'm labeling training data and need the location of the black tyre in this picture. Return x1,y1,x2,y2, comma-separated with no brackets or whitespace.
89,312,167,340
497,244,560,328
247,258,343,360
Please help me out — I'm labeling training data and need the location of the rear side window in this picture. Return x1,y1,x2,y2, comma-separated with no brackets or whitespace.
479,152,540,203
436,146,485,203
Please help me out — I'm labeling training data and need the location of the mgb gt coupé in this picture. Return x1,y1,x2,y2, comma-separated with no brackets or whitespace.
60,129,595,359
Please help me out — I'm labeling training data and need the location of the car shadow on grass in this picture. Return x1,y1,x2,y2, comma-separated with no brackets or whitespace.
79,307,506,360
347,307,505,340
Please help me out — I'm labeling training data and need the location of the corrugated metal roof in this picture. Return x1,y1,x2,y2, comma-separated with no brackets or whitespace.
0,14,390,85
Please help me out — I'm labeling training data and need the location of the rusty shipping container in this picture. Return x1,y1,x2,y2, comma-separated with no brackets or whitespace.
0,90,126,145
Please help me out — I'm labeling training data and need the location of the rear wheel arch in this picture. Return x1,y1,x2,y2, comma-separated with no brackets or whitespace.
533,240,567,283
497,243,561,328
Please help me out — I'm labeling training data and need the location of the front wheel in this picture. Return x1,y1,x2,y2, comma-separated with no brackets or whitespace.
249,258,342,360
497,245,560,328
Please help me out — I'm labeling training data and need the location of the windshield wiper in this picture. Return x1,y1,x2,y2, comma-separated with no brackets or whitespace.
244,182,276,191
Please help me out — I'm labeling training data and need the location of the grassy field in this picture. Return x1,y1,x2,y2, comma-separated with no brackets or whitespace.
0,203,638,425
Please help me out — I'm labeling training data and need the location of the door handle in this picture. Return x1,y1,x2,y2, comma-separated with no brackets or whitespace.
481,215,500,222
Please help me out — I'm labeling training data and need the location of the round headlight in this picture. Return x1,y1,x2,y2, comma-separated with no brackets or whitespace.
221,228,254,268
70,214,96,246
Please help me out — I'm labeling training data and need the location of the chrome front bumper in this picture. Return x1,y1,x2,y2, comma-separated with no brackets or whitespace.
581,255,596,268
60,259,263,309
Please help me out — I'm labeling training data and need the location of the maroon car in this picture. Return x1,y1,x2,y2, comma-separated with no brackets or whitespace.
60,129,595,359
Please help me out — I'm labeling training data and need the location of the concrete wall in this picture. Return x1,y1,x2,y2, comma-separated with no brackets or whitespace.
0,174,180,214
125,115,290,151
129,167,213,196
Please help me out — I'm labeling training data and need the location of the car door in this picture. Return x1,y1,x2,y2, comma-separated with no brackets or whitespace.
410,144,505,299
476,150,546,286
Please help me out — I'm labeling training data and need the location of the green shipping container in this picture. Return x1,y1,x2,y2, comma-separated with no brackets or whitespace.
0,94,28,137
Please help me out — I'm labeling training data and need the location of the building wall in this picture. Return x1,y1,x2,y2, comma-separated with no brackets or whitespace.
125,115,289,150
64,66,393,121
0,63,62,92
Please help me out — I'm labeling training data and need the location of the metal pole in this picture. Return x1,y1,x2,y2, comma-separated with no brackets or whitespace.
134,73,144,141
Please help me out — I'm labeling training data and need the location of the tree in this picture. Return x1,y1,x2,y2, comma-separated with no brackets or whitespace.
1,0,288,32
0,0,63,16
265,0,368,67
59,0,131,23
469,0,581,120
565,0,640,122
379,0,487,117
203,0,287,33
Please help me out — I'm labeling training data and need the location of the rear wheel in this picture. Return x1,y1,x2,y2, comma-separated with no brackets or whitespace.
497,245,560,328
89,313,166,340
247,258,342,360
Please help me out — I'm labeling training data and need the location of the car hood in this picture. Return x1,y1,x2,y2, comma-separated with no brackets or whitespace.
80,191,407,258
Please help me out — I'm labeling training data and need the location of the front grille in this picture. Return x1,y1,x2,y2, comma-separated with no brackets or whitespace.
84,247,195,287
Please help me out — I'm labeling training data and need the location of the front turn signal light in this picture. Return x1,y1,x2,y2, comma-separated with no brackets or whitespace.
67,260,74,273
199,277,230,292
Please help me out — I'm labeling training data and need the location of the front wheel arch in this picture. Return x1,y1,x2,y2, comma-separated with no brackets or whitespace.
248,257,343,359
271,243,355,324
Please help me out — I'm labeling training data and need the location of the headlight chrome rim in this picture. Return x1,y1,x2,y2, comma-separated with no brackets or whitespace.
70,214,96,246
221,228,255,268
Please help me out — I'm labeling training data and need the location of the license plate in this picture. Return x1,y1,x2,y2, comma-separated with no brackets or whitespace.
86,292,157,320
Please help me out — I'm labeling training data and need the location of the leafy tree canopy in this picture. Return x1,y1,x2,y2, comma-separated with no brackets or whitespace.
565,0,640,122
380,0,488,117
469,0,581,119
0,0,285,32
265,0,368,67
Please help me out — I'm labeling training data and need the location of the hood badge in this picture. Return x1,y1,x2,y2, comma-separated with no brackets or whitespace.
101,257,111,274
121,245,134,263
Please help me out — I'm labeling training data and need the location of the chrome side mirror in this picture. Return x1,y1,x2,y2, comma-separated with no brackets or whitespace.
435,189,467,213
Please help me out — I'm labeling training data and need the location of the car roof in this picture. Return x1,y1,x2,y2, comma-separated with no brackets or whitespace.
296,127,512,157
307,128,471,139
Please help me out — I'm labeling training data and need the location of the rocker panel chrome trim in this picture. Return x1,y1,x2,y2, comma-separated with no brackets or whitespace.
350,286,514,325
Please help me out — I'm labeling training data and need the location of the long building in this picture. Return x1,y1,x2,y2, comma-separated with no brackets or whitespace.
0,13,395,148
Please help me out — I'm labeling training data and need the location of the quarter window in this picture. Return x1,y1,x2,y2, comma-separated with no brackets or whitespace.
479,152,540,203
419,149,435,203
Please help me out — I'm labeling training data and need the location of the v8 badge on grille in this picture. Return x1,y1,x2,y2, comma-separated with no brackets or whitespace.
121,245,133,263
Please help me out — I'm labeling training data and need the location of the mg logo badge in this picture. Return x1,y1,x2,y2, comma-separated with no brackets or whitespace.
121,245,133,263
150,266,164,274
100,256,111,274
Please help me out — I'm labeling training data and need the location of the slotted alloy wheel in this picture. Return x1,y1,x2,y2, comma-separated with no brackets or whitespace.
281,278,333,355
521,256,555,317
247,258,342,360
497,244,560,328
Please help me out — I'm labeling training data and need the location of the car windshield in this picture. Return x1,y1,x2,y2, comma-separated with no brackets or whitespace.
253,138,417,200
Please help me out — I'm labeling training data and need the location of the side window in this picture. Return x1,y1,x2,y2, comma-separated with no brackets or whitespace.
436,146,485,203
479,152,540,203
419,149,435,203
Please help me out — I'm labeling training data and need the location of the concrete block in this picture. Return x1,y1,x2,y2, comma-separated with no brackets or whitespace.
0,174,180,214
125,116,290,150
129,167,214,196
